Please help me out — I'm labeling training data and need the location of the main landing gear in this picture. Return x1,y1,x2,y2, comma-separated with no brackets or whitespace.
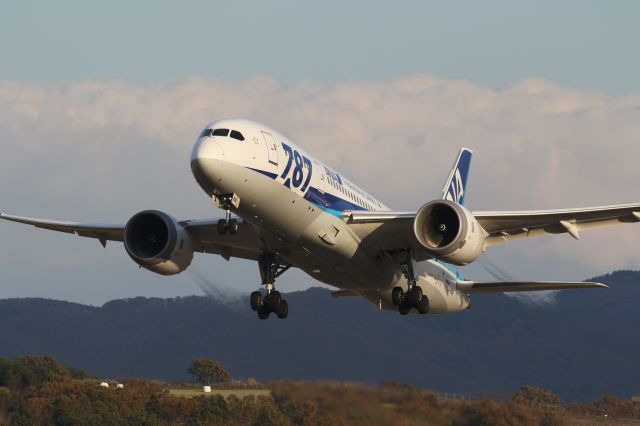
250,254,291,320
391,251,429,315
215,194,239,235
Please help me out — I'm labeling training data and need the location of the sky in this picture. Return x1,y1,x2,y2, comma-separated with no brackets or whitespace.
1,1,639,305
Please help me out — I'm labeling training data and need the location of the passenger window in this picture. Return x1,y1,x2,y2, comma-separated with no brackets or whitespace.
200,129,213,138
212,128,229,137
230,130,245,141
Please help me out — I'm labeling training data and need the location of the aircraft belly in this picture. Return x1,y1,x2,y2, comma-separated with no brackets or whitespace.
358,261,471,314
198,159,398,290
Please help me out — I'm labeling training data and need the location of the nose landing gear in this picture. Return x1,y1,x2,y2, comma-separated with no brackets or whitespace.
250,254,291,319
391,250,429,315
217,217,239,235
215,194,239,235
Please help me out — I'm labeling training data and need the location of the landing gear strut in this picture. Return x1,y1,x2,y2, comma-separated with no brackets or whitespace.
215,194,239,235
391,250,429,315
250,253,291,320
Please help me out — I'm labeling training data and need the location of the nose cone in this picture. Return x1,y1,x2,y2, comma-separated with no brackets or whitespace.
191,137,225,164
191,138,225,192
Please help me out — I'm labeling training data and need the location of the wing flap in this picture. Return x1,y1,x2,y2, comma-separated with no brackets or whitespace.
457,280,608,293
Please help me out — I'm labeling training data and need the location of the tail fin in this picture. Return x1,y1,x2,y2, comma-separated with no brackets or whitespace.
442,147,473,205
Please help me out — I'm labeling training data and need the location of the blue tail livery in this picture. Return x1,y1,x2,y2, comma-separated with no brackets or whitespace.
442,147,473,205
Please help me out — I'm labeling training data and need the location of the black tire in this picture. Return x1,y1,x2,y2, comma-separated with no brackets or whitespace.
250,291,263,311
398,304,411,315
409,286,423,307
276,299,288,319
417,295,429,315
217,219,228,235
228,219,239,235
257,309,269,320
269,290,281,307
391,287,404,306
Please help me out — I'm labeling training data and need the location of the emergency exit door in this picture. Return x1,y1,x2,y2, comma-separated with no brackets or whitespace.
261,131,278,166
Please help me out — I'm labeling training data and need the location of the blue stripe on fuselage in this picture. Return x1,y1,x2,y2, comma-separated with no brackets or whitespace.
304,187,366,213
434,258,464,280
247,167,367,215
249,167,278,180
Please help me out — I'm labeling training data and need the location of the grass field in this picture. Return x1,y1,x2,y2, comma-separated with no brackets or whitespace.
167,388,271,399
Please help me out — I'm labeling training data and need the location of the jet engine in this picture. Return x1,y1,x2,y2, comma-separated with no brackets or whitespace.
123,210,193,275
413,200,485,265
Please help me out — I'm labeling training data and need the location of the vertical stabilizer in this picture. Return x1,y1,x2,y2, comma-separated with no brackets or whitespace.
441,148,473,205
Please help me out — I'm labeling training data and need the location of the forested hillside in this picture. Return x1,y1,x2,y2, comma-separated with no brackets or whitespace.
0,270,639,402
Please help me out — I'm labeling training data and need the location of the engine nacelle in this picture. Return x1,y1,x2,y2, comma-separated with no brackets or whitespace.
413,200,485,266
123,210,193,275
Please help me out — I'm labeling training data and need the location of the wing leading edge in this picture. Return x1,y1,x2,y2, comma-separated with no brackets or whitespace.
0,212,123,247
474,203,640,246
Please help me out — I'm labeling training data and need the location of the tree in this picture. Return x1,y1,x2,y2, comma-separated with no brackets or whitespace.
512,385,561,406
589,395,635,418
187,359,230,385
12,356,70,388
0,359,13,387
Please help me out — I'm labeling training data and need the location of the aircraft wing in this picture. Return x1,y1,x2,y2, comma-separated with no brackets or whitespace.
0,212,262,260
0,213,124,246
456,280,608,293
179,219,262,260
473,203,640,246
344,202,640,252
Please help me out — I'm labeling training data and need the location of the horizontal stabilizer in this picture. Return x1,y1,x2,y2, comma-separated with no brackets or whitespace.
457,280,608,293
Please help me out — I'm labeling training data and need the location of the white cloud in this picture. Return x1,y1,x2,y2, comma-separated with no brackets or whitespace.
1,75,640,303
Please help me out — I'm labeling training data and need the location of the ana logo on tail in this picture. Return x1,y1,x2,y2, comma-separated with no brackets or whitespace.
445,169,465,204
441,148,473,205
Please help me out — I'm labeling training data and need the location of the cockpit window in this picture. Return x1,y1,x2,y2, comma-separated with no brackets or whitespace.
212,128,229,137
201,128,243,140
230,130,245,141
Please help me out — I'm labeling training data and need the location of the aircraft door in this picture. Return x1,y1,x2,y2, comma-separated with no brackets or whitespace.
314,161,326,193
261,131,278,166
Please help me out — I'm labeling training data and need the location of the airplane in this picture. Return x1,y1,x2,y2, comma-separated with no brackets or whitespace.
2,118,638,319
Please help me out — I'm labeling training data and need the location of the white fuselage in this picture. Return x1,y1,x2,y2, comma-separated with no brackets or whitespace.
190,119,470,313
